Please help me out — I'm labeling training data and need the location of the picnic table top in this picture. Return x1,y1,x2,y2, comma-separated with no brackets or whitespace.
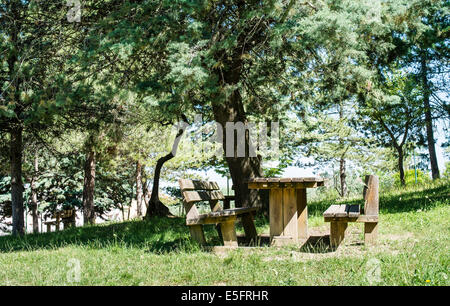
247,177,326,189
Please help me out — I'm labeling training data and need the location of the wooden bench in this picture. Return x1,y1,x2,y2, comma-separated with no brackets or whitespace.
323,175,379,248
179,179,258,247
44,209,76,232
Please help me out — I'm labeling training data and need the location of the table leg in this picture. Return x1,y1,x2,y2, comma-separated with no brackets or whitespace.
296,189,308,240
269,189,283,239
282,188,298,242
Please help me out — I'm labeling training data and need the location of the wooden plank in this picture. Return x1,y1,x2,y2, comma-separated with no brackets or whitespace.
247,182,280,189
364,222,378,245
323,205,340,218
296,188,308,240
209,199,223,240
267,178,282,182
248,181,323,189
269,189,283,239
282,188,298,241
279,178,292,183
187,215,234,225
182,190,225,203
209,200,222,212
220,219,238,247
183,201,200,220
324,215,378,223
247,177,325,190
248,177,325,183
294,182,322,188
179,179,220,191
290,178,306,182
303,177,323,182
217,207,257,215
335,205,348,217
330,221,347,248
185,208,257,225
363,175,379,246
363,175,379,216
252,178,268,183
189,225,206,245
347,204,360,218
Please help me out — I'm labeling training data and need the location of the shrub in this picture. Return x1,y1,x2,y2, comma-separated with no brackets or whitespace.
393,169,430,186
443,162,450,179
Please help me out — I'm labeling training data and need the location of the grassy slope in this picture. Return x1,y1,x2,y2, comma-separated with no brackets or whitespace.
0,181,448,286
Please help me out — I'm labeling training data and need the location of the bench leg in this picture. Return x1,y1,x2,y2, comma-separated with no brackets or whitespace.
220,220,238,247
364,222,378,245
46,224,51,233
330,221,347,248
215,224,223,242
189,225,206,245
241,213,258,244
223,198,231,210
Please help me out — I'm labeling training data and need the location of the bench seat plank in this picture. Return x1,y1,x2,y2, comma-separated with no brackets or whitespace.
323,205,341,218
323,204,361,219
335,205,348,217
347,204,360,218
186,207,257,225
324,215,378,223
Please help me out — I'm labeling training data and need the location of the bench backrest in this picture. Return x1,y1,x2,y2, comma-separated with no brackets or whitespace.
363,175,379,216
179,179,225,220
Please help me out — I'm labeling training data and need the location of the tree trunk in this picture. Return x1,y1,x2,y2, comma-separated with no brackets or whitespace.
145,119,187,219
145,154,173,218
142,179,150,209
10,126,25,236
209,20,269,211
82,149,96,225
397,148,405,186
420,54,440,179
212,89,268,210
30,155,39,233
338,103,347,198
339,157,347,197
136,161,143,218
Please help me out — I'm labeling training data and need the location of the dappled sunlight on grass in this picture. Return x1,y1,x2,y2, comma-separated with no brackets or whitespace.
0,180,448,285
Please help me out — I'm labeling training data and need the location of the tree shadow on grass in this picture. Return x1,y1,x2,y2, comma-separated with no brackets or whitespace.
0,217,204,254
0,217,269,254
1,183,447,254
298,234,336,253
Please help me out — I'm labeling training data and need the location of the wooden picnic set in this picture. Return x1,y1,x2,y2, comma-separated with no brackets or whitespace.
178,175,379,249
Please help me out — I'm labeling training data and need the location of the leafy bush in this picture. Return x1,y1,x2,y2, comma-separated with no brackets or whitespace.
443,162,450,179
393,169,430,186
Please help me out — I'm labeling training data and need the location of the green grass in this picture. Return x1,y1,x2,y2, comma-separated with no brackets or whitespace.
0,180,448,286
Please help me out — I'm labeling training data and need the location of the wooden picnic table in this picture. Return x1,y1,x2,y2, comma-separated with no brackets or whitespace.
247,177,326,246
44,209,76,232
